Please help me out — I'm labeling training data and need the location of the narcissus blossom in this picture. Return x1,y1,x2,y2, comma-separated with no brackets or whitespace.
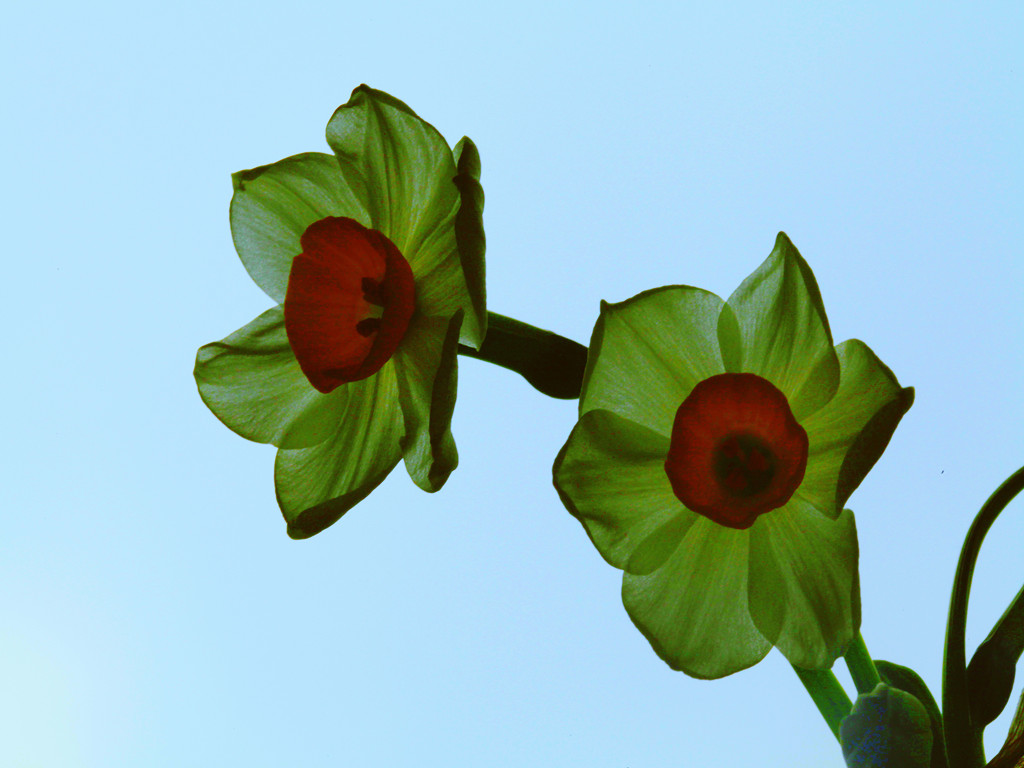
553,234,913,678
195,86,486,538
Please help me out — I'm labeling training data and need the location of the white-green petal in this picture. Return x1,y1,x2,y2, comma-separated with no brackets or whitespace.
327,86,458,253
747,501,859,669
581,286,728,436
553,409,683,572
326,86,484,347
412,248,479,336
799,339,913,518
725,233,839,420
392,311,463,493
622,518,772,679
626,513,696,576
274,364,405,539
230,152,366,303
194,306,347,449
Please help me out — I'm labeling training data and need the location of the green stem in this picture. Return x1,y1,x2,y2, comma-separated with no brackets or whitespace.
943,465,1024,768
457,312,588,400
844,632,881,695
791,664,854,742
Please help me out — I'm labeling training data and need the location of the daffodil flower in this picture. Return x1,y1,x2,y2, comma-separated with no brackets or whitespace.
553,234,913,678
194,86,486,538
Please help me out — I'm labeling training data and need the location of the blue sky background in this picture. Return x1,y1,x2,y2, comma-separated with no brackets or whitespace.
3,2,1022,766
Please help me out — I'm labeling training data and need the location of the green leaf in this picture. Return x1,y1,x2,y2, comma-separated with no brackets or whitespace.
725,232,839,421
967,643,1016,731
453,136,487,348
875,660,948,768
747,502,859,669
552,408,683,572
840,683,933,768
230,152,363,303
987,687,1024,768
799,339,913,518
968,582,1024,728
943,466,1024,768
392,311,463,493
274,363,405,539
194,306,347,449
581,286,728,435
621,516,771,678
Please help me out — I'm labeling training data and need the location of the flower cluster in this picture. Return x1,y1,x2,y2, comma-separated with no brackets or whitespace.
194,87,915,690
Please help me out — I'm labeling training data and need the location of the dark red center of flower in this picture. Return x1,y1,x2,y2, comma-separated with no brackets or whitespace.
284,217,415,393
664,373,808,529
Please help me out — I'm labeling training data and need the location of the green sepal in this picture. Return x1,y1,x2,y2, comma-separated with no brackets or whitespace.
580,286,728,435
747,503,860,669
875,660,948,768
194,305,343,449
274,364,405,539
453,136,487,348
625,513,690,576
394,311,464,492
725,232,839,421
621,517,772,679
840,683,933,768
230,152,362,303
325,86,484,345
283,459,400,540
325,85,440,238
800,340,914,520
835,386,915,512
552,408,680,572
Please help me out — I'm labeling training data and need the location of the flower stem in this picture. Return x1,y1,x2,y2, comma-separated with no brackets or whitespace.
943,464,1024,768
791,664,853,742
457,312,588,399
844,632,881,695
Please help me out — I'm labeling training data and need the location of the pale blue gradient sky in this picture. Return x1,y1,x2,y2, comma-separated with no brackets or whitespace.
3,2,1022,766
